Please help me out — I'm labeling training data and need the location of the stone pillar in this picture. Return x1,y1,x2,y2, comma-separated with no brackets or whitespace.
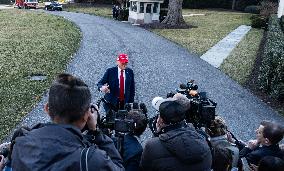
278,0,284,18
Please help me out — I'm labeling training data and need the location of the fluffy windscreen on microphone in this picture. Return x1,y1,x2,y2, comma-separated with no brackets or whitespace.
151,96,175,111
139,103,148,114
124,103,132,112
133,102,139,109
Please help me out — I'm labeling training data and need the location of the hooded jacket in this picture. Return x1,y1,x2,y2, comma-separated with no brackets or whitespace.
140,124,212,171
11,123,124,171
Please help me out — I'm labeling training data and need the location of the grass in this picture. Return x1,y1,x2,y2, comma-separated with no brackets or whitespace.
220,29,264,85
0,9,81,141
153,9,253,55
64,4,113,18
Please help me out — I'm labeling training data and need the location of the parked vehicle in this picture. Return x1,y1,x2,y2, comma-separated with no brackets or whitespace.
45,1,63,11
15,0,38,9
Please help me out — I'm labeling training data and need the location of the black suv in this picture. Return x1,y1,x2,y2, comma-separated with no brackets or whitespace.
45,1,62,11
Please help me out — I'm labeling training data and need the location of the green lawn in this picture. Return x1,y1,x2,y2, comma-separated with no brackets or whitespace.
0,9,81,141
152,9,263,85
220,29,264,85
153,9,253,55
64,4,113,18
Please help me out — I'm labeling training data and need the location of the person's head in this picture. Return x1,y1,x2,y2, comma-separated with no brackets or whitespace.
116,53,128,70
45,73,91,129
212,147,233,171
126,110,147,137
256,121,284,145
257,156,284,171
156,100,186,131
206,116,227,137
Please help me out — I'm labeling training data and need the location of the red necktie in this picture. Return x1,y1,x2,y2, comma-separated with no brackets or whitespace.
119,70,124,101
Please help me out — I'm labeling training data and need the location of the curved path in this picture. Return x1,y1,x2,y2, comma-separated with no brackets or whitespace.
17,11,284,142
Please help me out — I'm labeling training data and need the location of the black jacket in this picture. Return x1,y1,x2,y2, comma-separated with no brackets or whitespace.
140,124,212,171
11,123,124,171
239,144,283,165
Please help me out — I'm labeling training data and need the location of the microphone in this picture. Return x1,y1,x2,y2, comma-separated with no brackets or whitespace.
133,102,139,109
179,83,187,89
139,103,148,114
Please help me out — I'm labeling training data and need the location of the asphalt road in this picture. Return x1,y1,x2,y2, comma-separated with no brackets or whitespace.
15,11,284,143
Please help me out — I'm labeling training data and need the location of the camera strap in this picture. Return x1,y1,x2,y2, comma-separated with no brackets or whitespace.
80,147,90,171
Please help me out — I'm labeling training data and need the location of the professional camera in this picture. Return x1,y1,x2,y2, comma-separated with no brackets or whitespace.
173,80,217,128
96,98,147,134
150,80,217,134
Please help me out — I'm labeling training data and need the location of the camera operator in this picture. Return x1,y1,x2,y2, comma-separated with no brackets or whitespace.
11,73,124,171
121,109,147,171
140,99,212,171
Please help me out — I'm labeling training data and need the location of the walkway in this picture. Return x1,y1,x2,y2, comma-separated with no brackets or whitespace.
201,25,251,68
14,11,284,142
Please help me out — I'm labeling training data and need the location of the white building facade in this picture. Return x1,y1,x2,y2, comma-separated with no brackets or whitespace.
128,0,164,24
278,0,284,18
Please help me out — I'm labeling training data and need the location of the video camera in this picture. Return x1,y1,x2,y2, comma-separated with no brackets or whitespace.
173,80,217,128
149,80,217,135
96,98,147,134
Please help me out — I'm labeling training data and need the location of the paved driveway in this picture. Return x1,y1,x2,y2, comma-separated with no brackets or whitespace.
17,11,284,142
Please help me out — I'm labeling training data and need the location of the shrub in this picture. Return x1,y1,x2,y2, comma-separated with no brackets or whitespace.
0,0,11,4
235,0,261,11
281,16,284,31
258,15,284,101
182,0,232,9
244,5,260,14
259,1,278,19
251,15,267,28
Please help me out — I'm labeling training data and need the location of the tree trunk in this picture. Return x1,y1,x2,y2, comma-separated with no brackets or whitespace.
232,0,236,10
162,0,186,26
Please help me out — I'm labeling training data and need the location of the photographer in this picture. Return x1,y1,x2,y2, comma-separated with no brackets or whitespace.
11,73,124,171
140,100,212,171
227,120,284,166
122,109,147,171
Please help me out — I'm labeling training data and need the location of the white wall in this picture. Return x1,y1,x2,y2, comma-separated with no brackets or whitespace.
278,0,284,18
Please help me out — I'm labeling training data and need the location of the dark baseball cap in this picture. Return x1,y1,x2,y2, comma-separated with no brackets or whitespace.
159,100,186,124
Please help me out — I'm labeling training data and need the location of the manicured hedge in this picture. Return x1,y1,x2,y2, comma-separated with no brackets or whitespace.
0,0,11,4
182,0,232,9
181,0,261,10
258,15,284,101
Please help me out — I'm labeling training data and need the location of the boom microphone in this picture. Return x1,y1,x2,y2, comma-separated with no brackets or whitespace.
180,83,187,89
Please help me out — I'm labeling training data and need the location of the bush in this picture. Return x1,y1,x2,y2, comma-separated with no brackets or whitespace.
182,0,232,9
0,0,11,4
251,15,267,28
258,15,284,101
244,5,260,14
281,16,284,31
259,1,278,19
235,0,260,11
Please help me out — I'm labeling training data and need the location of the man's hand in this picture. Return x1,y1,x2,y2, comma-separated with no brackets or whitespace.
247,139,259,150
226,132,235,143
100,84,110,93
87,105,99,131
0,155,5,170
